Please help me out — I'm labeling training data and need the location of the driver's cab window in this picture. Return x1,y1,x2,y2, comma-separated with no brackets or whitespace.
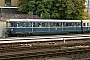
6,22,14,27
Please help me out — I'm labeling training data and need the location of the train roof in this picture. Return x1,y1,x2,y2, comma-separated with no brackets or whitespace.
7,19,82,22
82,20,90,22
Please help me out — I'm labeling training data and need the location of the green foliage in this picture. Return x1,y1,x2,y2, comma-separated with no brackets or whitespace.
28,11,33,15
18,0,86,20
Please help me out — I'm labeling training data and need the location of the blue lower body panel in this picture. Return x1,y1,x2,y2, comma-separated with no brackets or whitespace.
6,27,90,36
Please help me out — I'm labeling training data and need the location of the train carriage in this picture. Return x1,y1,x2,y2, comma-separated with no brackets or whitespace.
82,20,90,33
6,19,90,37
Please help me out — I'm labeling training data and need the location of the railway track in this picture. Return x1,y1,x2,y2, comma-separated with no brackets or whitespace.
0,46,90,60
0,34,90,60
0,40,90,60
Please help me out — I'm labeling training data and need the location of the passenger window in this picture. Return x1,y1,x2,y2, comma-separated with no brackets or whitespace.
59,23,62,27
29,22,32,27
83,23,85,26
87,23,89,26
53,23,56,27
11,22,14,27
17,22,20,27
57,23,59,26
53,23,59,27
43,23,46,27
6,22,8,27
74,23,76,26
78,23,81,26
38,23,42,27
63,23,65,26
23,22,26,27
66,23,68,26
6,22,14,27
69,23,72,26
38,22,46,27
31,22,34,27
48,23,50,27
66,23,72,26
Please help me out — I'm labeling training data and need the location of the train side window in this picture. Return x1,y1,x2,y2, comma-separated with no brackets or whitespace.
87,23,89,26
62,23,63,27
11,22,14,27
45,22,48,27
83,23,85,26
53,23,56,27
42,23,45,27
38,23,42,27
74,23,76,26
23,22,26,27
6,22,14,27
59,23,62,27
57,23,59,26
29,22,32,27
78,23,81,26
66,23,68,26
17,22,20,27
19,22,22,27
25,22,28,27
6,22,8,27
69,23,72,26
45,23,47,27
62,22,65,26
31,22,34,27
66,23,70,26
66,23,72,26
38,22,46,27
48,22,51,27
53,23,59,27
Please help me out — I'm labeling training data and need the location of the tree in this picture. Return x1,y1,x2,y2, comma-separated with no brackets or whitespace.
71,0,86,20
18,0,86,20
18,0,29,13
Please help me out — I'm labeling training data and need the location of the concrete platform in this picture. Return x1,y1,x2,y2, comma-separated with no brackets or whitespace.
0,34,89,44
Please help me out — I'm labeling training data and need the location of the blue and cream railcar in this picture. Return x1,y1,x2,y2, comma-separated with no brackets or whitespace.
6,19,90,37
82,20,90,33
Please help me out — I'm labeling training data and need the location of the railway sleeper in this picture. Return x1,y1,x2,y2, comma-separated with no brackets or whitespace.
0,48,90,59
0,46,89,53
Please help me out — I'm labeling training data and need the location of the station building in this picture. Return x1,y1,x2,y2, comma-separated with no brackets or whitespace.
0,0,18,6
0,0,40,18
0,0,18,14
0,0,18,37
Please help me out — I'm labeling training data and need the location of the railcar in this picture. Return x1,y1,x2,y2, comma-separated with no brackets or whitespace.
6,19,90,37
82,20,90,33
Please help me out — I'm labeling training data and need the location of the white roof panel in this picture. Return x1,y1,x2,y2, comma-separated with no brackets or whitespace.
7,19,81,22
82,20,90,23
